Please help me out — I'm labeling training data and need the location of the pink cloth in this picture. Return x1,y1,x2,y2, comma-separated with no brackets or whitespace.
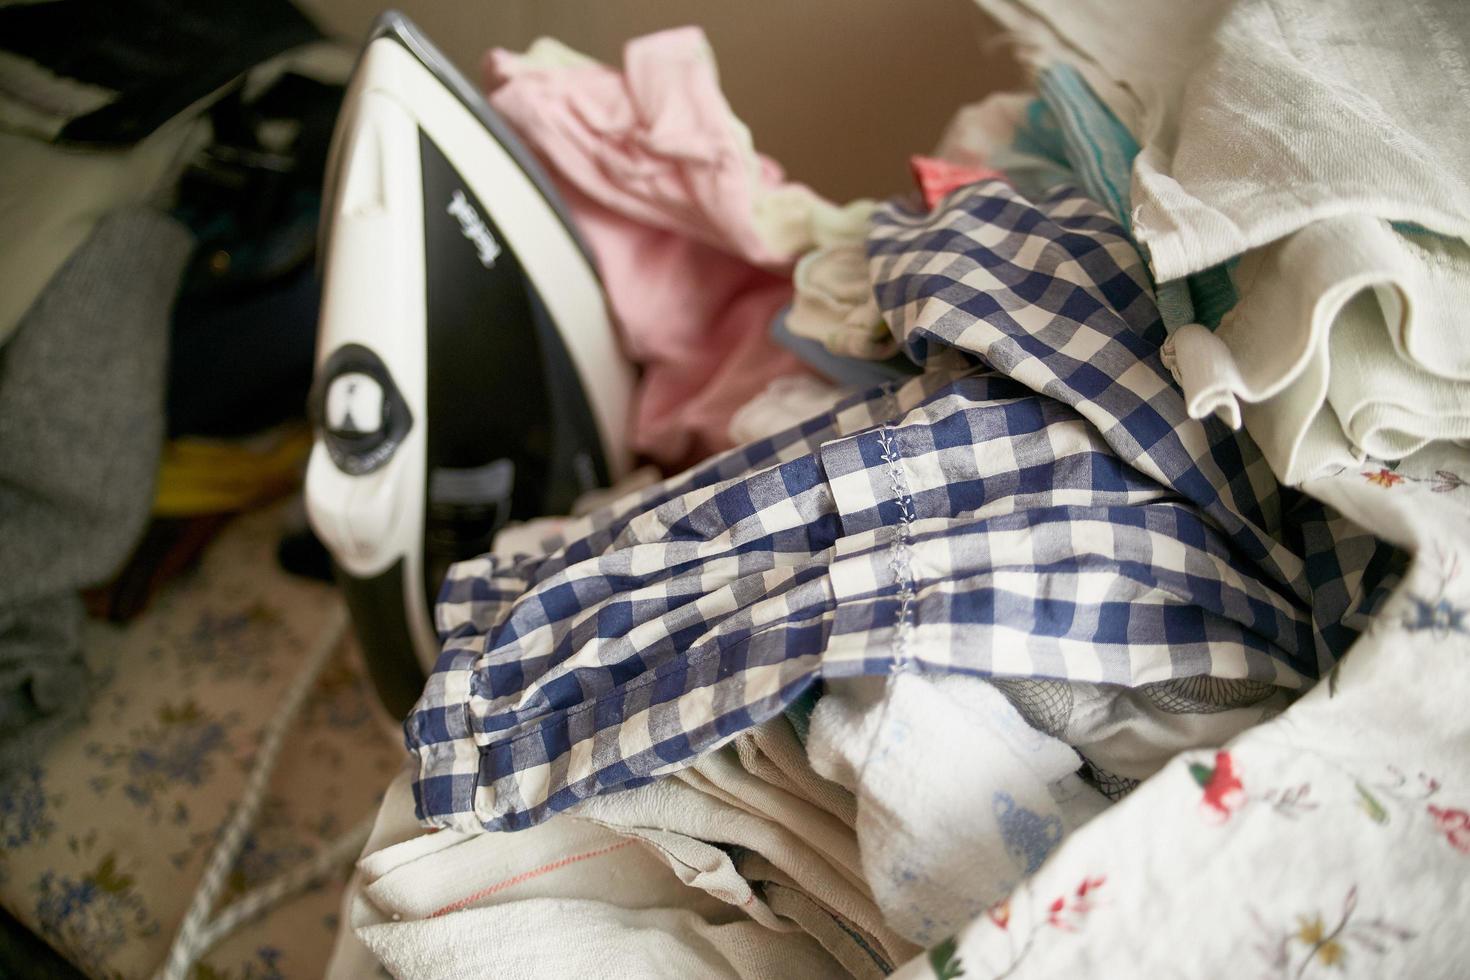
484,28,815,471
909,155,1006,210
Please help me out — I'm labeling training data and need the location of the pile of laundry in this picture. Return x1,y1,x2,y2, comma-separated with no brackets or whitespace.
332,4,1470,977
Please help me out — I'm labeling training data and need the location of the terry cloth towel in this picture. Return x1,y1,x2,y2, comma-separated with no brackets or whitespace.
330,769,847,980
0,207,191,769
485,30,863,470
887,441,1470,979
406,179,1400,835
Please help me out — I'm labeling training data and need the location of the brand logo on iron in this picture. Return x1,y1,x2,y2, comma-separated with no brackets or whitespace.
447,189,502,268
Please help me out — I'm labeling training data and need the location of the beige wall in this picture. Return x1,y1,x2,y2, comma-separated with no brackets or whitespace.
299,0,1021,201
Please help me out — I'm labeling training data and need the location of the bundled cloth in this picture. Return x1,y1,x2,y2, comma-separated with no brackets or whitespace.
405,178,1396,836
337,25,1470,970
976,0,1470,484
337,8,1470,976
338,660,1288,977
485,28,874,471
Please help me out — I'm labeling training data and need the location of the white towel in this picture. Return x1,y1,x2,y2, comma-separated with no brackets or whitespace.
1172,216,1470,477
1383,228,1470,381
1163,220,1470,481
575,741,918,973
979,0,1470,278
977,0,1470,483
1328,292,1470,461
327,768,847,980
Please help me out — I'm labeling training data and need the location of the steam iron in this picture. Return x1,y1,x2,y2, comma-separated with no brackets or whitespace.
305,11,633,717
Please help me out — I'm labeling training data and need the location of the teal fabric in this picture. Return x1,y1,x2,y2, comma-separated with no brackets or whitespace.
1011,95,1069,170
1036,66,1138,232
782,683,822,746
1187,261,1240,330
984,101,1074,204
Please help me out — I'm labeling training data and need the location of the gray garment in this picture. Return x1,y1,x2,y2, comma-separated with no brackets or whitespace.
0,207,191,769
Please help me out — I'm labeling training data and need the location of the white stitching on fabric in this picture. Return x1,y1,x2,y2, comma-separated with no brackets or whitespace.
851,393,922,805
878,396,918,672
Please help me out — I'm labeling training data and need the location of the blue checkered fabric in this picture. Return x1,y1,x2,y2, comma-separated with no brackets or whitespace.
407,181,1401,833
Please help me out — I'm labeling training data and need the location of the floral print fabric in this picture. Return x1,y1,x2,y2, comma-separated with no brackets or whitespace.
0,506,403,978
897,447,1470,978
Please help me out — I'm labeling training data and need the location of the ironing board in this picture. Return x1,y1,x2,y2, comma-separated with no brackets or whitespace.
0,504,404,978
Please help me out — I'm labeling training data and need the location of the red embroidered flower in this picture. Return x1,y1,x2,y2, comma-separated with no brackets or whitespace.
1073,875,1106,914
1190,751,1245,821
1075,875,1105,898
1046,895,1071,930
1045,876,1107,931
1427,805,1470,854
1364,468,1404,488
987,899,1011,930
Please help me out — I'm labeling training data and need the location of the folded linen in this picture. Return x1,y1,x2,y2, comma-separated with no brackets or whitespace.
1328,292,1470,461
978,0,1470,485
578,743,918,972
1168,214,1470,481
334,771,845,980
1383,227,1470,381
